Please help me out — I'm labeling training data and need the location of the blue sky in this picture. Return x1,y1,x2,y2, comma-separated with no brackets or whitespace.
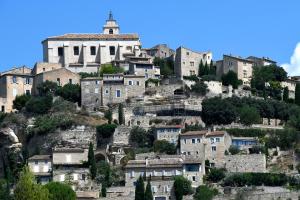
0,0,300,74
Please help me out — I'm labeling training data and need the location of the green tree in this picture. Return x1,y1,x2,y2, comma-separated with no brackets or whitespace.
221,71,241,89
88,142,97,180
14,166,49,200
283,87,289,102
153,140,177,154
104,109,113,124
0,179,10,200
191,81,208,96
173,176,193,200
239,106,260,126
56,83,81,105
153,57,174,77
202,97,237,125
129,127,152,148
13,94,31,111
100,64,124,76
193,185,218,200
228,145,240,155
135,176,145,200
44,182,76,200
208,60,216,75
206,168,226,183
101,184,107,197
203,61,209,76
145,180,153,200
295,83,300,106
25,95,53,114
198,60,204,77
118,103,124,125
37,80,59,96
96,124,117,138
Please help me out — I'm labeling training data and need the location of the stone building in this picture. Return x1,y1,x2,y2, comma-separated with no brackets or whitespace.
174,46,212,79
81,77,103,111
231,137,258,151
129,61,160,79
224,154,267,173
33,67,80,95
28,155,52,185
216,55,254,86
247,56,277,67
281,78,297,99
32,62,62,75
42,12,142,73
0,66,33,113
155,125,182,144
180,130,231,167
52,148,93,192
144,44,175,59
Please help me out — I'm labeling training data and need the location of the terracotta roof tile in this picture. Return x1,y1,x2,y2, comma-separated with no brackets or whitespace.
46,33,139,40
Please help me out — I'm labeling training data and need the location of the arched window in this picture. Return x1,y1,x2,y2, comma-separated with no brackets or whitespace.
109,29,113,34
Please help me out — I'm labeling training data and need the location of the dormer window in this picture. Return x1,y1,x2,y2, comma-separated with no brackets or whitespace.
109,29,113,34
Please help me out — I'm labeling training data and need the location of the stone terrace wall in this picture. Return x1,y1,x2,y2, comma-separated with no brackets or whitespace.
224,154,267,173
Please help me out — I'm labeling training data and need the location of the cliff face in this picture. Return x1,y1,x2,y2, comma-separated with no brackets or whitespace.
0,128,23,178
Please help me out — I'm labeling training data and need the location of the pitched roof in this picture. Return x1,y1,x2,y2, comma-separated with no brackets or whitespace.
28,155,51,161
180,131,207,137
206,131,226,137
44,33,139,41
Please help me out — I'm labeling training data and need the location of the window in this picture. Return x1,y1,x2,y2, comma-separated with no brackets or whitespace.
131,171,135,178
43,68,45,72
116,89,121,97
216,138,220,142
95,88,99,93
82,174,86,181
192,176,196,181
136,81,140,86
12,76,17,83
45,160,48,164
1,106,4,112
197,138,201,143
184,139,187,144
58,47,64,56
109,29,113,34
25,90,30,95
212,146,217,151
66,155,71,163
186,52,190,56
243,70,247,78
128,80,133,85
57,78,61,86
73,46,79,55
25,77,30,84
109,46,115,55
69,79,72,84
210,138,214,143
95,80,100,85
192,139,195,144
35,161,38,165
60,174,65,182
105,89,109,94
73,173,78,181
90,46,96,55
190,62,194,66
13,88,17,97
126,46,132,51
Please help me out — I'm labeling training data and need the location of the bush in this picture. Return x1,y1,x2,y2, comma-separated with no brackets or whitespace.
153,140,177,155
25,95,53,114
223,173,288,187
191,81,208,96
96,124,117,138
228,145,240,155
45,182,76,200
206,168,226,183
226,128,266,138
129,126,153,148
100,64,124,76
221,71,242,89
239,106,261,126
183,75,199,82
56,83,81,105
173,176,193,200
193,185,218,200
37,80,58,96
51,98,76,113
13,94,31,111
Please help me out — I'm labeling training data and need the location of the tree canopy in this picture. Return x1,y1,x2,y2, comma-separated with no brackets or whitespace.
100,64,124,76
44,182,76,200
134,176,145,200
13,94,31,111
153,140,177,155
239,105,261,126
144,180,153,200
173,176,192,200
221,71,241,89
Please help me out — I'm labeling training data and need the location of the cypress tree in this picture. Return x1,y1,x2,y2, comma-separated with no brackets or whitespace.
118,103,124,125
145,180,153,200
295,83,300,106
134,176,145,200
283,86,289,102
203,61,209,76
105,109,112,124
101,184,107,197
209,60,216,75
198,60,204,77
88,142,97,179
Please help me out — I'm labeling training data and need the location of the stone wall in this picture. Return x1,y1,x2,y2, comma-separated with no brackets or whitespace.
81,78,102,111
146,83,184,97
112,125,131,145
224,154,267,173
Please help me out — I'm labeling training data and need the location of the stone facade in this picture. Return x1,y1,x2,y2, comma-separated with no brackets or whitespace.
81,78,103,111
144,44,175,59
155,125,182,144
129,61,160,79
42,12,141,73
281,78,296,99
112,125,131,145
247,56,277,67
224,154,267,173
174,46,212,79
32,62,62,75
33,67,80,95
216,55,254,86
28,155,52,185
0,66,33,113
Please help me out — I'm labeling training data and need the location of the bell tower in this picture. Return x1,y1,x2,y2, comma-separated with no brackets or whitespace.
103,11,120,34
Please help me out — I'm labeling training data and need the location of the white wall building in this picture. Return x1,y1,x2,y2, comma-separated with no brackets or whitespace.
42,12,142,73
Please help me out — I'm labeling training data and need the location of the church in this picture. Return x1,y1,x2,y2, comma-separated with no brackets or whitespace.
42,12,142,73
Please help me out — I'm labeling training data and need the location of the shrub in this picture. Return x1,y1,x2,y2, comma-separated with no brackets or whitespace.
37,80,58,96
223,173,288,187
129,126,153,148
228,145,240,155
56,83,81,105
239,106,261,126
13,94,31,111
183,75,199,82
153,140,177,155
25,95,53,114
100,64,124,76
173,176,193,200
45,182,76,200
193,185,218,200
96,124,117,138
206,168,226,183
191,81,208,96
